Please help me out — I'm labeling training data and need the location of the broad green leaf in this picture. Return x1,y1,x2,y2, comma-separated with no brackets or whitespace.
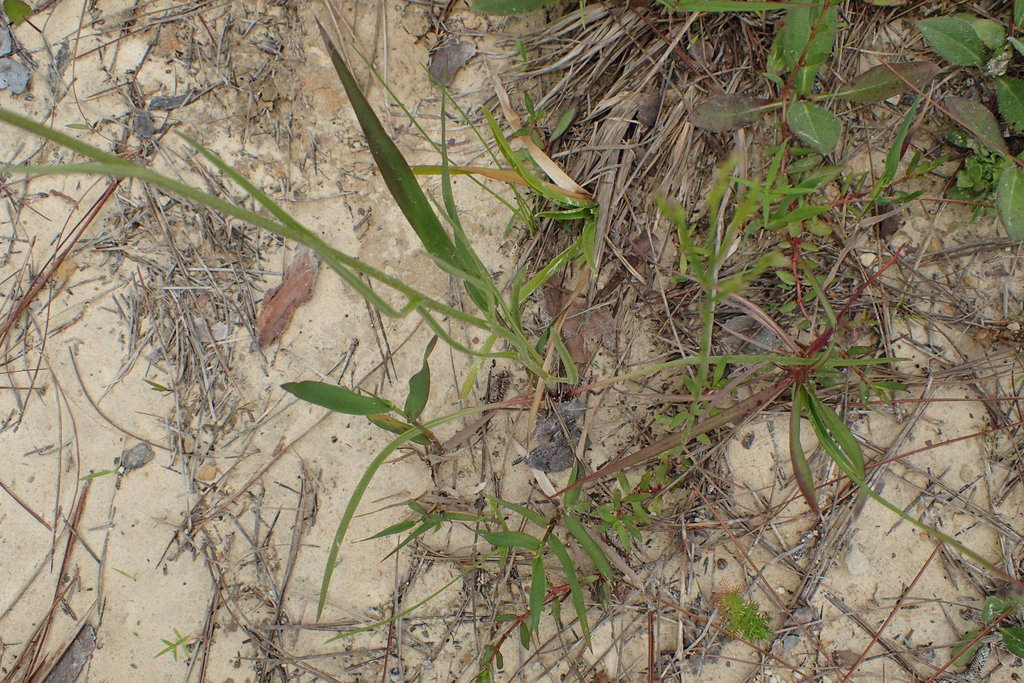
525,554,546,645
780,4,838,70
789,386,819,514
997,166,1024,240
282,381,393,415
952,630,984,666
474,529,543,551
563,513,615,583
995,76,1024,132
547,536,591,644
982,595,1019,623
3,0,31,24
787,101,840,154
916,17,987,65
317,25,466,277
691,94,773,132
955,13,1006,51
471,0,559,15
835,62,939,103
1001,627,1024,658
944,96,1009,155
404,337,437,420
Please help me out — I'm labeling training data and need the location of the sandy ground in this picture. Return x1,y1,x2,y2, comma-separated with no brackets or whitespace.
2,1,1024,682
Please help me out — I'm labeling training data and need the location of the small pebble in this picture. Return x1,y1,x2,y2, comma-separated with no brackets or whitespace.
0,58,30,94
859,252,877,267
119,442,154,472
194,462,218,482
0,25,11,57
844,545,872,575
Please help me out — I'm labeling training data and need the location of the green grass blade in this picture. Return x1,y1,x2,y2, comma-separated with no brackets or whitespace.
802,388,864,482
563,512,614,583
525,554,546,646
317,22,464,275
404,337,437,420
789,386,820,514
867,94,922,208
329,551,498,640
475,529,543,551
282,381,394,415
492,497,548,527
546,535,591,644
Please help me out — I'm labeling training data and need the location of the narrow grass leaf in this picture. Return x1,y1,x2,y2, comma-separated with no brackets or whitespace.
834,62,939,103
916,17,987,65
317,24,464,275
789,386,820,514
691,95,773,132
1000,627,1024,657
525,554,546,645
282,381,393,415
438,89,493,312
492,498,548,527
475,529,542,551
997,166,1024,240
945,96,1010,155
366,414,432,445
563,512,615,583
867,94,922,205
995,76,1024,132
404,337,437,420
546,536,591,643
1017,0,1023,29
669,1,791,9
787,101,840,154
803,389,864,483
364,520,417,541
471,0,559,15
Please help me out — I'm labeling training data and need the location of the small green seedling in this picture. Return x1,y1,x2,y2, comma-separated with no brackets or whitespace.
915,10,1024,238
953,593,1024,669
154,629,193,661
717,588,774,641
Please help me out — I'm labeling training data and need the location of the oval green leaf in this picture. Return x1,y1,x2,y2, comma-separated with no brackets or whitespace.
282,381,394,415
1001,626,1024,658
997,166,1024,240
3,0,31,24
952,630,984,667
956,14,1006,51
995,76,1024,132
944,96,1009,155
404,336,437,420
916,17,987,65
835,62,939,103
787,101,840,154
691,94,772,132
